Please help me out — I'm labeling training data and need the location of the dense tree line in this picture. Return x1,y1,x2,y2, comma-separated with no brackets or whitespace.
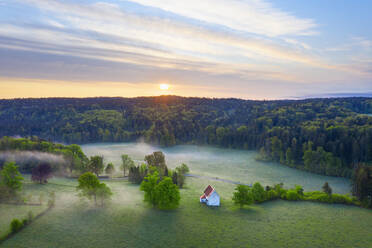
232,181,368,208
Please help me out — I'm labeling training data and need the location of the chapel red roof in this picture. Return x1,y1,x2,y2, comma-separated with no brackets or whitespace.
203,185,214,197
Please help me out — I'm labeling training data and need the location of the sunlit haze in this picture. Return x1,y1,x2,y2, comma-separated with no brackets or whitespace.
0,0,371,99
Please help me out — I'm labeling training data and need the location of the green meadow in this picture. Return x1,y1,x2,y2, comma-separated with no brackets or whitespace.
1,143,371,247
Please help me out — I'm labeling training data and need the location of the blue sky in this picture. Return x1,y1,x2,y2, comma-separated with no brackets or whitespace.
0,0,371,99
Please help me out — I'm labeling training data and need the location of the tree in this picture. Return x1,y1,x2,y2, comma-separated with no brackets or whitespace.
145,151,167,176
352,164,372,206
62,144,87,175
31,163,53,184
129,163,148,184
154,177,180,210
87,156,104,177
177,163,190,174
285,148,295,166
251,182,266,202
76,172,112,206
140,171,160,206
232,184,253,207
105,163,115,177
0,162,23,195
322,182,332,195
96,183,113,207
121,154,134,177
140,172,180,209
172,163,190,188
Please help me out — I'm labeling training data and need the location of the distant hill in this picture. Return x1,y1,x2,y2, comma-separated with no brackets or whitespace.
294,92,372,99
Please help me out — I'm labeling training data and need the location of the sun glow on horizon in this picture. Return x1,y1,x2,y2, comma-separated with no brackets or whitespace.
160,84,170,90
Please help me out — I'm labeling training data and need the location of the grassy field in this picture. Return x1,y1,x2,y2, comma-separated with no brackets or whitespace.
82,143,351,193
1,176,371,248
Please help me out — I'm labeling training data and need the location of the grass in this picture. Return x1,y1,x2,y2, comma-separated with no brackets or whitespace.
0,203,45,239
0,177,371,248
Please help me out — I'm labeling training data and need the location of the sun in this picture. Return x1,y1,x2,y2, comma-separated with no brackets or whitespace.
159,84,170,90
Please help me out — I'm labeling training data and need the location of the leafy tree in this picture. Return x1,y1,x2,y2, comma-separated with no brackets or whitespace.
140,171,180,209
145,151,167,176
77,172,112,206
62,144,86,175
322,182,332,195
105,163,115,177
0,162,23,194
251,182,266,202
172,163,190,188
31,163,53,184
295,185,304,196
177,163,190,174
87,156,104,177
140,171,159,206
232,184,253,207
352,164,372,206
121,154,134,177
129,163,148,184
154,177,180,210
96,183,113,207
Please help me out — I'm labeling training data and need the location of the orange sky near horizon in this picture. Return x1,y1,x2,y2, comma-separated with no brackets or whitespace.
0,78,243,100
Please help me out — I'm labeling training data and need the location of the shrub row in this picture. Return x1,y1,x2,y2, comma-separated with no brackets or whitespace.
233,182,362,208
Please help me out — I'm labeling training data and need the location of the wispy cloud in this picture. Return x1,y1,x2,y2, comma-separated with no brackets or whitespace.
128,0,317,37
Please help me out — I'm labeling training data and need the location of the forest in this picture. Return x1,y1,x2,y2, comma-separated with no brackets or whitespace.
0,96,372,180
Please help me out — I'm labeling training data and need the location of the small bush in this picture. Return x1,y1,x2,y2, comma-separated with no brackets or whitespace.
10,219,23,233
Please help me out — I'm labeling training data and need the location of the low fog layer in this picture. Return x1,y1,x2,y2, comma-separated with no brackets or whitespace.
0,151,66,172
82,142,351,194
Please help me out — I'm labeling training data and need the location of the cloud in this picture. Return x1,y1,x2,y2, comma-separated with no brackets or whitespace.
128,0,317,37
3,1,330,71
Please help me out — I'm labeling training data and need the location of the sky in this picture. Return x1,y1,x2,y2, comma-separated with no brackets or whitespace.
0,0,371,99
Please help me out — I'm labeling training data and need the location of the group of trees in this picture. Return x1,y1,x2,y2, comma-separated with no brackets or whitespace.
76,151,186,209
232,181,363,208
76,172,112,207
232,183,267,207
127,151,189,189
140,171,180,210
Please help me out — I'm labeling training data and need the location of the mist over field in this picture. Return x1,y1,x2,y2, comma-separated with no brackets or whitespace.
0,151,66,171
82,142,351,194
